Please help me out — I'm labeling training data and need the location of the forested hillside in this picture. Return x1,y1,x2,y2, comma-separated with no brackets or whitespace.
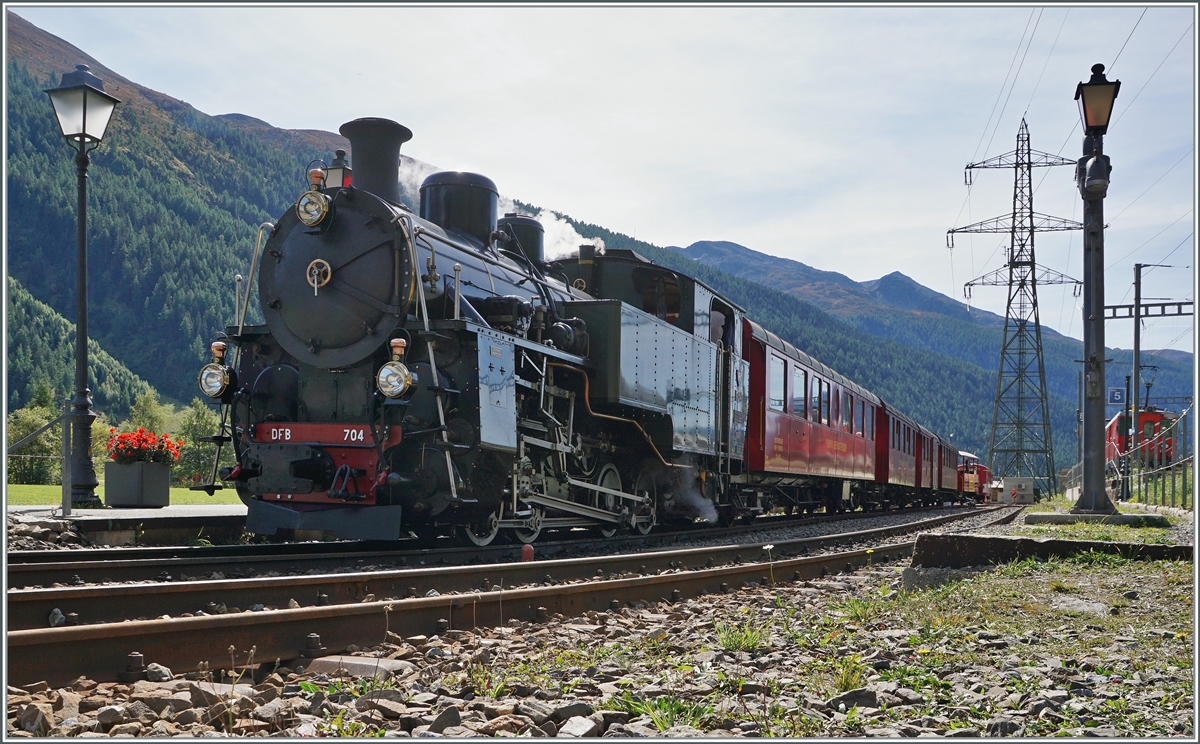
6,11,350,405
7,276,151,417
675,241,1192,405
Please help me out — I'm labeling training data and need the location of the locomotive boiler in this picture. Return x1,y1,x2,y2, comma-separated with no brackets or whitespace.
196,116,970,543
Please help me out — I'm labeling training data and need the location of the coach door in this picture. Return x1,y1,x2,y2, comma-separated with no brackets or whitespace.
714,301,747,464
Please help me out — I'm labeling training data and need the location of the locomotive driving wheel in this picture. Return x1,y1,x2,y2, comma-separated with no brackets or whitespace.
460,508,501,547
512,506,543,544
631,463,657,535
592,463,621,538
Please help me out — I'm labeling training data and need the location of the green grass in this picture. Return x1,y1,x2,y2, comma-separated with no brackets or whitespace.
5,483,244,506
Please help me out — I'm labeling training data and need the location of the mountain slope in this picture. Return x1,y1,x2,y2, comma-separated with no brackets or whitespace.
672,240,1193,410
7,276,152,417
6,12,348,403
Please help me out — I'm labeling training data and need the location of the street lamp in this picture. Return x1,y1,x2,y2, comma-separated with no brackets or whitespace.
1072,63,1119,514
45,64,120,507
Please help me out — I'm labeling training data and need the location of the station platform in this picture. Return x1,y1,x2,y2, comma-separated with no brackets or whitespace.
9,503,247,546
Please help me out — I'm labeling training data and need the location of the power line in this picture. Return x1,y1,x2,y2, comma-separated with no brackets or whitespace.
1150,232,1195,268
1113,21,1195,127
1024,8,1071,117
1109,148,1194,223
970,8,1038,165
1106,210,1194,269
1034,7,1153,196
1108,7,1148,74
981,9,1043,159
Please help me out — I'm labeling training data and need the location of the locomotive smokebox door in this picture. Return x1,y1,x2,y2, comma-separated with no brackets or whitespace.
476,329,517,451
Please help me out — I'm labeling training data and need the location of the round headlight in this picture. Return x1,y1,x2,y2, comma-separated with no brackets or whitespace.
296,191,330,226
377,362,414,398
199,363,229,398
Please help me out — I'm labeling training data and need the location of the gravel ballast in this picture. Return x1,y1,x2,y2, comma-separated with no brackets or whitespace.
8,533,1192,738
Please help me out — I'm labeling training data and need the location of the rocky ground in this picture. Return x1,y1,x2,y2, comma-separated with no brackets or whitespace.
7,536,1193,738
6,513,95,551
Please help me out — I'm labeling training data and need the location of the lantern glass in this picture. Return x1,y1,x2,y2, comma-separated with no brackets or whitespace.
1077,83,1119,133
326,166,350,188
47,85,119,142
82,89,118,141
48,86,87,138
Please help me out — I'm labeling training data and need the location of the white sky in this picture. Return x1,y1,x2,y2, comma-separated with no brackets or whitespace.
8,3,1196,353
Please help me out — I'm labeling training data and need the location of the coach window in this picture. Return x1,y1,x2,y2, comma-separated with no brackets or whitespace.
843,392,853,432
866,407,874,440
810,377,821,423
792,367,807,417
768,355,785,412
856,400,864,436
821,381,831,426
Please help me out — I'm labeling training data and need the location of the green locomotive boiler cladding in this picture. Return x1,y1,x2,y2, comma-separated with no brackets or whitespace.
199,116,750,543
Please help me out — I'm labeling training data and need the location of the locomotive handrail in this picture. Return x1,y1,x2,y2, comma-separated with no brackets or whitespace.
397,213,460,502
237,222,275,338
547,362,691,471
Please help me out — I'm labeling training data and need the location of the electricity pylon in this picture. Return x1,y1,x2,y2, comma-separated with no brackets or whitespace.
948,119,1081,496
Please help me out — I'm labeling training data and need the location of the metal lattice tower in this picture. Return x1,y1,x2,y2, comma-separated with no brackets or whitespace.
948,119,1082,496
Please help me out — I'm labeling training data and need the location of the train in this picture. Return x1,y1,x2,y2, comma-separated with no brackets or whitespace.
194,117,974,543
1105,407,1178,468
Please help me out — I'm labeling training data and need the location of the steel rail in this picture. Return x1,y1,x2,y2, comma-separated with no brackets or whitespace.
7,508,1000,630
6,508,1016,686
6,505,963,588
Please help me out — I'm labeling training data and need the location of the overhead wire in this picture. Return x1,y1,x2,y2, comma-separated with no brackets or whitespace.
1106,210,1194,269
1112,21,1194,127
1109,148,1194,223
1108,7,1148,75
1022,8,1070,117
955,9,1044,312
1033,6,1152,197
981,8,1043,160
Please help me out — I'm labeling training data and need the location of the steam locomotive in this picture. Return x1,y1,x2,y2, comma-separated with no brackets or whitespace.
196,117,969,543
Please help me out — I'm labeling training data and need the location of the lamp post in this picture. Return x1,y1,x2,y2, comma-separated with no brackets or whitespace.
45,64,120,508
1072,63,1120,514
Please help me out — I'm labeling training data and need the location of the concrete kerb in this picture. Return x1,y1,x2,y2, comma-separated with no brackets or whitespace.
1024,512,1171,528
1118,500,1193,520
910,532,1193,570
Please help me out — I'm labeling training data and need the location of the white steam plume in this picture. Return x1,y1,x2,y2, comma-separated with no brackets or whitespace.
497,194,598,261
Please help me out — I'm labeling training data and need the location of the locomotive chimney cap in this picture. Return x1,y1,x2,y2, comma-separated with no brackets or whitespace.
338,117,413,144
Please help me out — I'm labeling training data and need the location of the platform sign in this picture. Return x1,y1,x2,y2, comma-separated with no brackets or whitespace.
1107,387,1125,405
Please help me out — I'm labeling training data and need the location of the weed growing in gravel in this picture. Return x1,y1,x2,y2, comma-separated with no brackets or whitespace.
609,692,714,732
833,597,878,623
316,708,384,737
715,617,769,652
877,664,946,692
832,655,867,692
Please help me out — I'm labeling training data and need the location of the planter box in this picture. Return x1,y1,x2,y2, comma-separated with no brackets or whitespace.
104,461,170,508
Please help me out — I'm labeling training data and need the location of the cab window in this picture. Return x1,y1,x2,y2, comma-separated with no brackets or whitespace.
768,355,785,412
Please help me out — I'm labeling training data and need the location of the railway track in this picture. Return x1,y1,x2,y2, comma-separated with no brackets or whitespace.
7,505,962,589
7,506,1020,687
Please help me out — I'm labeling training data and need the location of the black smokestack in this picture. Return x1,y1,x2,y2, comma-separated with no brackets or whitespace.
338,117,413,205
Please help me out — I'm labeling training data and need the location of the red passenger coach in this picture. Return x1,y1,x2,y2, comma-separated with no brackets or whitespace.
936,436,960,498
743,320,879,512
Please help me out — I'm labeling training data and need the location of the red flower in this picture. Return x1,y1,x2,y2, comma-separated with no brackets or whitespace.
108,429,184,465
